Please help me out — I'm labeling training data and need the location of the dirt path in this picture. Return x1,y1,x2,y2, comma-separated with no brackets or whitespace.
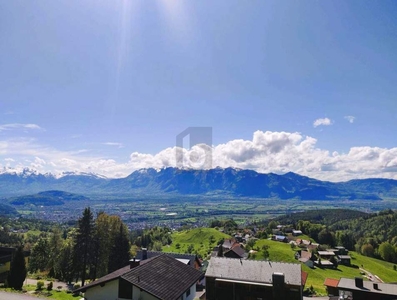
359,267,383,283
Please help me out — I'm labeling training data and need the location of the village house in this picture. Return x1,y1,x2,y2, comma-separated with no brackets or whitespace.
317,250,336,259
294,250,314,269
272,235,288,243
205,257,308,300
223,245,247,259
292,230,302,236
337,255,351,266
324,278,340,296
135,249,202,270
75,254,203,300
221,238,239,251
324,277,397,300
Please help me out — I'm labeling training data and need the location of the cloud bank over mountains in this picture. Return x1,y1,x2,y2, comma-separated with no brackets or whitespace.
1,130,397,182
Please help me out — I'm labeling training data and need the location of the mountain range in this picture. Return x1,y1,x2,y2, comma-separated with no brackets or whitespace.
0,167,397,200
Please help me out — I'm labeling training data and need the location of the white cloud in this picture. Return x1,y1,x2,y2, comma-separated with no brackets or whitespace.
344,115,356,123
103,142,124,148
1,131,397,182
0,123,42,132
313,118,333,128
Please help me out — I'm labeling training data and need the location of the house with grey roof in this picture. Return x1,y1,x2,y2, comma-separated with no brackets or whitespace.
205,257,307,300
75,254,203,300
326,277,397,300
223,245,247,259
136,249,202,270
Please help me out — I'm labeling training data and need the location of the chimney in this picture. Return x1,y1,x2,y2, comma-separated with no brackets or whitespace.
129,257,140,269
142,248,148,260
355,277,363,288
272,273,285,300
373,283,378,290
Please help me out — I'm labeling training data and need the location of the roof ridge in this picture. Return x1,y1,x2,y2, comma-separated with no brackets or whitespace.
213,257,300,265
138,249,195,257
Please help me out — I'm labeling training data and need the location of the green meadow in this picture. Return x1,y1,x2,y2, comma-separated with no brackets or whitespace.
165,228,231,258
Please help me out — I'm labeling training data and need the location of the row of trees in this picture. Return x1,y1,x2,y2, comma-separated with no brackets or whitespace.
28,208,131,286
131,226,172,251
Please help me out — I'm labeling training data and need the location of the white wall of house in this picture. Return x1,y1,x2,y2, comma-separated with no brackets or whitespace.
85,279,121,300
84,278,196,300
183,284,196,300
132,285,158,300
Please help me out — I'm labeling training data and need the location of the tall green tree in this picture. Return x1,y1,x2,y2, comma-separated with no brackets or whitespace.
378,242,397,263
28,237,50,273
73,207,95,286
94,213,125,277
108,224,130,273
56,239,75,284
48,227,63,277
7,246,27,290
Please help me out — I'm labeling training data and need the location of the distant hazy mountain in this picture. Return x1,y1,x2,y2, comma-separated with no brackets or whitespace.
8,190,89,206
0,167,396,200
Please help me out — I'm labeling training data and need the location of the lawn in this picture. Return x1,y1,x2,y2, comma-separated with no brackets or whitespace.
165,228,231,258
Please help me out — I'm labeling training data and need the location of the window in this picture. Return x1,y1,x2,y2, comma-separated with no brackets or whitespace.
186,287,191,297
118,278,132,299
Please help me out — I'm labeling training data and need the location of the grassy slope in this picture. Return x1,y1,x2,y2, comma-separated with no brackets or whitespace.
165,228,231,258
253,239,397,295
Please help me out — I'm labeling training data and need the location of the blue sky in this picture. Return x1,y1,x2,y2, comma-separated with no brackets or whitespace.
0,0,396,181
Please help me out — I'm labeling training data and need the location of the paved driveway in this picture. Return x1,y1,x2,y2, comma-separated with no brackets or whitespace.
0,291,43,299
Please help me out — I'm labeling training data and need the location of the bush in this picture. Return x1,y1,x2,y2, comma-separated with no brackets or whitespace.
36,281,45,290
47,281,53,291
73,283,80,290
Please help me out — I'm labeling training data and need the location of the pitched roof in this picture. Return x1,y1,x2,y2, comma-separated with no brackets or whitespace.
224,246,246,258
76,265,130,293
122,254,203,300
75,256,156,293
324,278,340,288
301,271,308,286
205,257,303,286
136,250,201,267
222,239,236,249
300,251,311,260
338,278,397,296
318,251,335,256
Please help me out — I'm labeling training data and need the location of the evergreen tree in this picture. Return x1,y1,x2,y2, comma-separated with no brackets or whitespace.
73,207,95,286
28,237,50,273
7,246,27,290
108,224,130,273
56,240,75,284
48,227,63,278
